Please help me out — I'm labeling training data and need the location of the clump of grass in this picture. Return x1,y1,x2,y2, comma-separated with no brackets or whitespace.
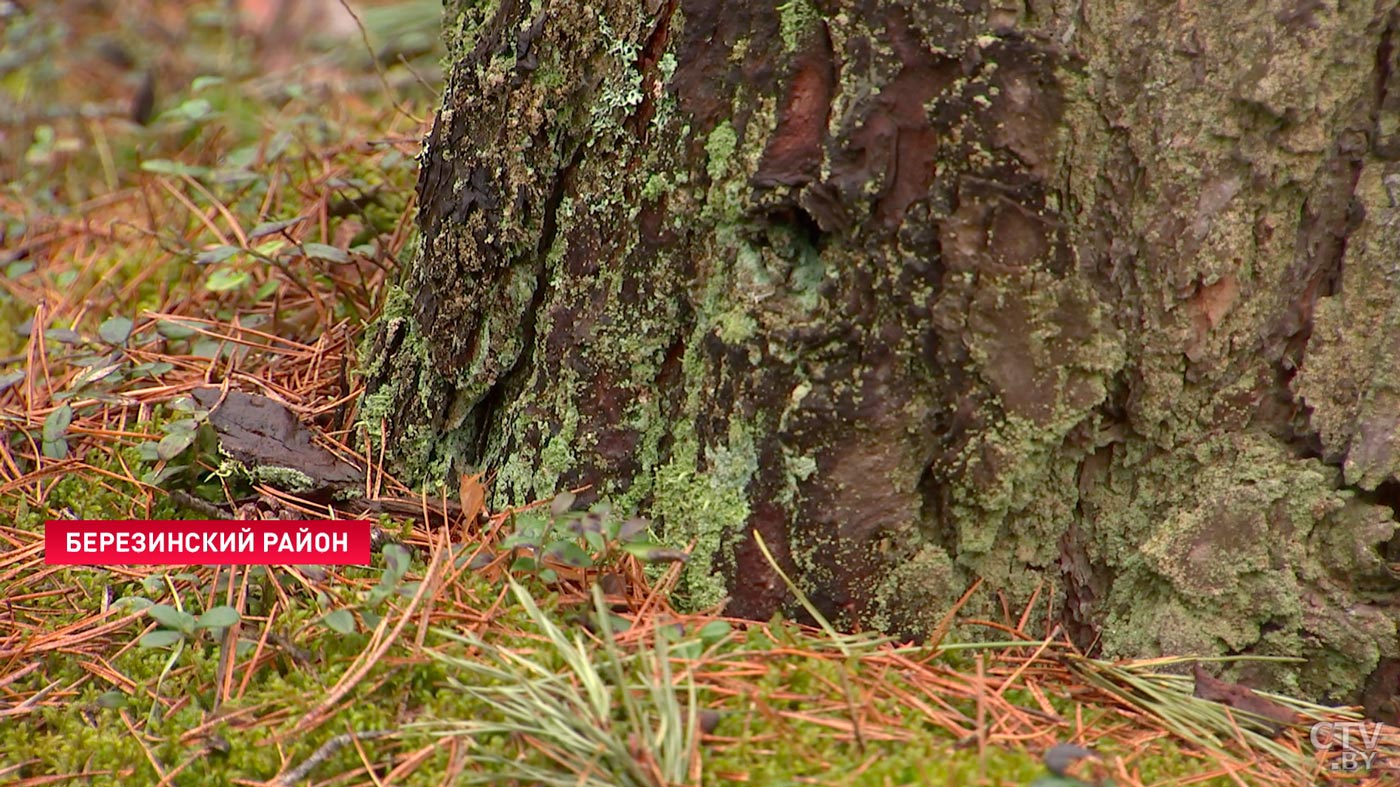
416,578,703,786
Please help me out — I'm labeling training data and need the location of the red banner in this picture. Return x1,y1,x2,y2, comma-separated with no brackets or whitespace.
44,520,373,565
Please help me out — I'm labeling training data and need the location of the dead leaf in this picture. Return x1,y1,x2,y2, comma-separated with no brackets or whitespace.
458,471,487,527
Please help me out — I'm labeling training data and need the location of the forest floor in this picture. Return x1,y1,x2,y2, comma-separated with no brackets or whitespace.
0,2,1395,785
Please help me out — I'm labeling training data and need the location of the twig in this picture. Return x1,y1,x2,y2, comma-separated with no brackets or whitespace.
274,729,393,785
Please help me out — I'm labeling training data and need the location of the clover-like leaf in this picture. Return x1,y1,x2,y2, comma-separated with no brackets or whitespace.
382,543,411,580
113,596,154,612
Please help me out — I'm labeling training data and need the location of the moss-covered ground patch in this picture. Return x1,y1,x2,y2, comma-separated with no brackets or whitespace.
1,2,1395,785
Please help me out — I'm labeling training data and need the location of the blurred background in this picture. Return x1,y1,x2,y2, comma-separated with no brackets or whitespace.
0,0,442,198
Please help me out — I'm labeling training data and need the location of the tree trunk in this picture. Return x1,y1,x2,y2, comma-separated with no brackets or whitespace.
363,0,1400,701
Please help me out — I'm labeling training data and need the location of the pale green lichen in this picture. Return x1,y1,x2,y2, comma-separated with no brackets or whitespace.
777,0,822,53
704,121,737,181
650,416,759,610
715,308,757,344
1081,433,1396,697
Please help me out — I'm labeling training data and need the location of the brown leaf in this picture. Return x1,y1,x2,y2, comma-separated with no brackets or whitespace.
458,471,487,527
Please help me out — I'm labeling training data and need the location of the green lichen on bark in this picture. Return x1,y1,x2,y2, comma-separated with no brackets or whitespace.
1078,434,1396,694
366,0,1400,700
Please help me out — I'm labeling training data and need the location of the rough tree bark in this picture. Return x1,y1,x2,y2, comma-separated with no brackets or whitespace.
363,0,1400,702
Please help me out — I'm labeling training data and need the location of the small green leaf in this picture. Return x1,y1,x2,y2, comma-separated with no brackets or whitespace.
194,245,241,265
137,441,161,462
322,609,357,634
147,604,194,632
70,352,119,368
223,145,256,169
621,542,690,564
174,98,212,120
545,541,593,568
698,620,732,644
543,490,571,515
464,549,495,570
618,517,650,541
95,690,128,708
204,267,250,292
301,243,350,264
156,430,197,461
113,596,153,612
139,630,185,648
42,404,72,442
162,418,201,434
156,319,200,339
42,439,68,459
538,567,558,583
97,316,134,344
583,531,606,554
140,159,209,177
191,75,225,92
0,369,23,392
70,362,123,389
195,606,240,629
44,328,80,344
169,396,199,412
249,216,307,240
130,361,174,378
383,543,410,579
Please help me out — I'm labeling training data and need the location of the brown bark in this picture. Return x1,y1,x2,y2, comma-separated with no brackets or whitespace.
364,0,1400,701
